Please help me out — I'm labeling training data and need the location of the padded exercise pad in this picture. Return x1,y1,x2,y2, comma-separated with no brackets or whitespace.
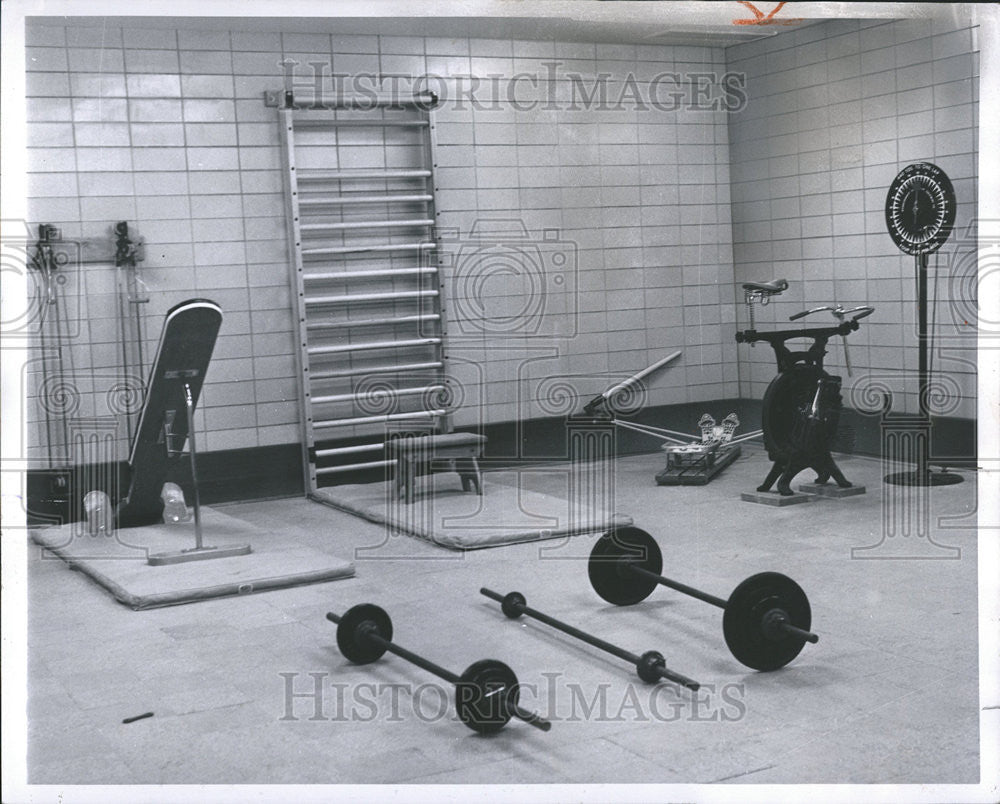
30,507,355,610
311,470,632,550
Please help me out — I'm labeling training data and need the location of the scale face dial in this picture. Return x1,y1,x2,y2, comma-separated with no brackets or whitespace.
885,162,956,255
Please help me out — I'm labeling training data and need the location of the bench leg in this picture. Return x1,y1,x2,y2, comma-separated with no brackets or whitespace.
458,456,483,495
395,458,416,504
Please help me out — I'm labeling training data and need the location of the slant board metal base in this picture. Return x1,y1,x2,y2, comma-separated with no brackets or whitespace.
798,482,867,498
148,542,252,566
655,445,741,486
740,490,815,506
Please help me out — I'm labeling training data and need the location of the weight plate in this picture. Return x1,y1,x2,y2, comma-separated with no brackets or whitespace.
455,659,519,734
336,603,392,665
588,527,663,606
722,572,812,671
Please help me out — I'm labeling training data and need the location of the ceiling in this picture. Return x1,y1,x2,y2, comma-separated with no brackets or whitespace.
26,1,976,48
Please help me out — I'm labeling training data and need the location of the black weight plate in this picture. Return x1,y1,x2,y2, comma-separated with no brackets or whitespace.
455,659,519,734
588,527,663,606
723,572,811,671
336,603,392,665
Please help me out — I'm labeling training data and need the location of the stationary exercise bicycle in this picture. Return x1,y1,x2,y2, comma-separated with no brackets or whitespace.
735,280,874,496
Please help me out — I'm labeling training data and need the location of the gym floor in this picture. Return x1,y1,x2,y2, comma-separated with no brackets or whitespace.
26,447,980,790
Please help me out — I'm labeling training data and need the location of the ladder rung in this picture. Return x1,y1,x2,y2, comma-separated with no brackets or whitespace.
297,169,432,182
312,385,445,405
308,313,440,330
316,460,395,475
314,409,447,429
288,92,434,110
304,267,437,281
293,115,429,128
315,443,385,458
301,219,435,233
300,194,433,207
305,289,438,305
308,338,441,356
311,360,444,380
302,242,436,256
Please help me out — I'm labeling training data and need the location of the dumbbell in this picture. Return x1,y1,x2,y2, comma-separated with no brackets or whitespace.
326,604,550,734
588,527,818,671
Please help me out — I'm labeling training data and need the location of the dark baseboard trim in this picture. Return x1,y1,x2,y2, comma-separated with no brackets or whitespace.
26,400,975,523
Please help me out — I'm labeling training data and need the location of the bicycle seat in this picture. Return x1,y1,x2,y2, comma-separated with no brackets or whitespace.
742,279,789,294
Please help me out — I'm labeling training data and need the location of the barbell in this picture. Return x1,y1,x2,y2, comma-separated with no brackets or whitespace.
326,604,551,734
587,527,818,671
480,587,700,690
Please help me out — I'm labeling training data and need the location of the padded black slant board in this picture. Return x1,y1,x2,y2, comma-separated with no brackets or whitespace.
117,299,222,527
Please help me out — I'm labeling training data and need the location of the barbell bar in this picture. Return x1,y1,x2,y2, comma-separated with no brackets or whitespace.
326,604,551,734
480,587,700,690
587,527,818,671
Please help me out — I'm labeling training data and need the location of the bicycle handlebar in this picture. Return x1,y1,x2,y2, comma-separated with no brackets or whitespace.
790,304,875,323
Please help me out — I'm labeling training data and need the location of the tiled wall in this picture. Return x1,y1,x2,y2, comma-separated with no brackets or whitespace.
22,15,981,471
23,20,738,466
727,18,979,420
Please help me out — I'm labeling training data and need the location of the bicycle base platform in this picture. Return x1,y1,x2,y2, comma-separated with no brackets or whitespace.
740,489,815,506
798,482,867,498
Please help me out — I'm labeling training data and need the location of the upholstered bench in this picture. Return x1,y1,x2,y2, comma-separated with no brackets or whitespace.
386,432,488,504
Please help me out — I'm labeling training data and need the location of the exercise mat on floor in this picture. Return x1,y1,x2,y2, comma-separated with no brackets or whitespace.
311,470,632,550
29,507,355,610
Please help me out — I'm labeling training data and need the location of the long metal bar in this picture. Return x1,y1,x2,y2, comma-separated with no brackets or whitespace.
280,108,318,492
479,588,699,690
292,116,430,128
308,337,440,356
183,383,204,550
304,267,437,281
307,313,440,331
603,350,682,400
301,219,434,232
305,289,438,305
625,564,728,609
315,443,384,458
312,385,443,405
316,460,394,475
313,409,446,429
300,194,433,207
310,360,443,381
302,242,436,257
297,169,432,181
288,93,436,110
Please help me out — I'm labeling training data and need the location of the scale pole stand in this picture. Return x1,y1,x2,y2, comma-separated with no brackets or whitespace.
148,383,252,566
883,255,962,489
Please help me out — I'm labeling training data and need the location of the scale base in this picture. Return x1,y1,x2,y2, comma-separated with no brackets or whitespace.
148,543,252,566
884,470,963,487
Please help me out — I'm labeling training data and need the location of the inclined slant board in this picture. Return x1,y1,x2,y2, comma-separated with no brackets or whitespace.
279,100,448,493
